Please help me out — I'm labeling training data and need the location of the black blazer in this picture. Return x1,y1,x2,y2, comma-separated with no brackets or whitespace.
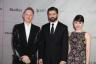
12,23,40,63
39,22,68,63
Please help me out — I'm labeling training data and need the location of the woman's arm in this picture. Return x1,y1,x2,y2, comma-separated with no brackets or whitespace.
68,32,71,54
85,32,91,64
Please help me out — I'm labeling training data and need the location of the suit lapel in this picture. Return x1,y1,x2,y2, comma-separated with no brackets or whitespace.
21,23,27,44
44,22,60,41
54,22,60,35
27,24,33,44
47,23,50,36
52,22,61,40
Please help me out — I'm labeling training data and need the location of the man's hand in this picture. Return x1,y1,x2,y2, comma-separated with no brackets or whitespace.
59,61,66,64
38,59,43,64
21,55,31,64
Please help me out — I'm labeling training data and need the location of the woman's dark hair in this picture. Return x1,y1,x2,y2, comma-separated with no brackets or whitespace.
73,15,84,30
47,7,58,14
73,15,84,23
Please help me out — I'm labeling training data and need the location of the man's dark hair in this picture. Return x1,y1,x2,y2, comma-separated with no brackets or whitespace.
47,7,58,14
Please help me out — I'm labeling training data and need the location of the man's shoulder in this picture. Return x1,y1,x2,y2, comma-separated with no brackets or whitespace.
42,23,50,28
32,24,40,30
13,23,23,28
12,23,23,32
58,22,68,28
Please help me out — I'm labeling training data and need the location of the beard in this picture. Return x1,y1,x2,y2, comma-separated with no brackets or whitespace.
48,17,58,22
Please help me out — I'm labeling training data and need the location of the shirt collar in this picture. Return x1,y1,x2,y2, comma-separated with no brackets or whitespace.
50,20,58,26
24,21,32,27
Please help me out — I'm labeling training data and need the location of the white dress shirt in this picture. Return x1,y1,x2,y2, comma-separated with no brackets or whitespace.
24,22,31,42
50,20,58,33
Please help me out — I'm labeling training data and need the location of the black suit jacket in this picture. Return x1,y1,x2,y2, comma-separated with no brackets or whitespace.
12,23,40,64
38,22,68,64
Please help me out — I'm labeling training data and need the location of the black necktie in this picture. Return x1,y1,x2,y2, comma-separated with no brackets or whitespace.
51,24,54,35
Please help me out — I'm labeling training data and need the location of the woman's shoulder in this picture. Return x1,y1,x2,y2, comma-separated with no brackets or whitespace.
69,31,74,36
85,32,91,38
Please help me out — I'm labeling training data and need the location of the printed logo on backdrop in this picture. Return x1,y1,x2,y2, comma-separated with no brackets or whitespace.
4,8,22,35
35,0,56,13
5,32,12,35
0,8,2,11
48,0,56,3
9,8,22,12
36,8,46,13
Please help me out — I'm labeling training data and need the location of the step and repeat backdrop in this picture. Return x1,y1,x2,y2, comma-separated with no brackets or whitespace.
0,0,96,64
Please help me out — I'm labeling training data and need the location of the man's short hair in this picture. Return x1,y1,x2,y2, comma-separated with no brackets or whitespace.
47,7,58,14
23,7,34,14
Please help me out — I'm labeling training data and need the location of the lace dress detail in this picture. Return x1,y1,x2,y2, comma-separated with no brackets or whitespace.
67,32,86,64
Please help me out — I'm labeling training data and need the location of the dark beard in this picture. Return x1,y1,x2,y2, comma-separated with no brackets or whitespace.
48,17,58,22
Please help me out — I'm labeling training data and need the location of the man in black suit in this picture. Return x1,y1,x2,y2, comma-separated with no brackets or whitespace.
12,7,40,64
38,7,68,64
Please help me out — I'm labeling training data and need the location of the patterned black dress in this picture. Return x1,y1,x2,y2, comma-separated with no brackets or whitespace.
67,32,86,64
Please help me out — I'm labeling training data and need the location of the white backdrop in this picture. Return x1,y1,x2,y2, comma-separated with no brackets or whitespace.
0,0,96,64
